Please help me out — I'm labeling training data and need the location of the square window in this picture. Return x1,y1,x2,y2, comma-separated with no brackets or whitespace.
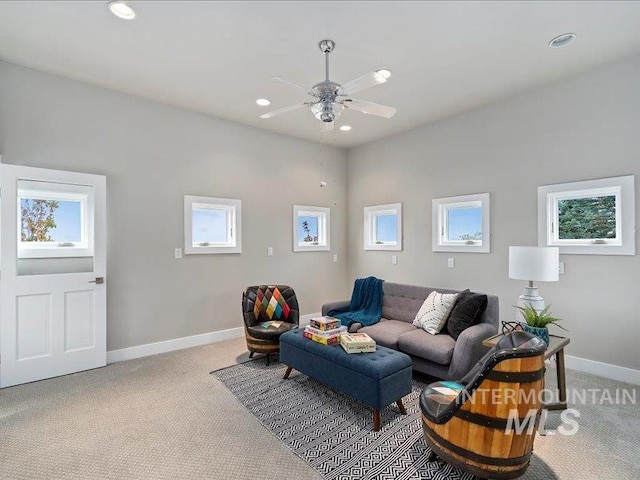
538,175,634,255
17,180,93,258
293,205,329,252
432,193,490,253
184,196,241,254
364,203,402,251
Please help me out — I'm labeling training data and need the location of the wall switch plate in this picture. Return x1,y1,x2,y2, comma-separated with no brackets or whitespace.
333,254,338,263
559,262,565,275
391,255,398,265
448,257,455,268
267,247,274,257
174,248,182,259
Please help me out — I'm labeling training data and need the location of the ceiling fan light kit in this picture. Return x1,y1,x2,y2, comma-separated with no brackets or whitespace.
260,39,397,125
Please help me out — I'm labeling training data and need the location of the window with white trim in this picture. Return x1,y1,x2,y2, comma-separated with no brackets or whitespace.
432,193,490,253
184,196,241,254
364,203,402,251
293,205,330,252
18,180,93,258
538,175,635,255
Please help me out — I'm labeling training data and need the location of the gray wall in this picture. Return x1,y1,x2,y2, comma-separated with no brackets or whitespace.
0,61,349,351
346,56,640,370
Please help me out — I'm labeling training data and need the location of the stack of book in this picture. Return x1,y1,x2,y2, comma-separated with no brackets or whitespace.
340,332,376,354
303,316,346,345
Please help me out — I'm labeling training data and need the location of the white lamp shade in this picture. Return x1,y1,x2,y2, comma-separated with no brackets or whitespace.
509,246,559,282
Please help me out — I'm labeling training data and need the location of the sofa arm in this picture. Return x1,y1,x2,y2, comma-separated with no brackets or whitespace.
447,323,498,380
321,300,350,316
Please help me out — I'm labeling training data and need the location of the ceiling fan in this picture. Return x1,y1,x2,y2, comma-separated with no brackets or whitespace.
260,39,397,127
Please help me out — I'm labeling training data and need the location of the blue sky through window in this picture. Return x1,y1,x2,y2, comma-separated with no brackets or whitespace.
298,215,318,242
21,199,82,242
447,207,482,240
375,214,397,242
193,208,227,243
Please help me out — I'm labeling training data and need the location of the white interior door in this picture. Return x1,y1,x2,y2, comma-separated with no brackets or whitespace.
0,164,106,388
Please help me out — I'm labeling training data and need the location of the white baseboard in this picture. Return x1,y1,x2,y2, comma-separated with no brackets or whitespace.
565,355,640,386
107,326,244,364
106,313,321,364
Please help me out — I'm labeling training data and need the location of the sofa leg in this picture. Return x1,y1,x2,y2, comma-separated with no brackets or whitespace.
266,353,271,366
283,366,292,379
373,409,381,432
396,399,407,415
426,450,437,462
249,351,254,359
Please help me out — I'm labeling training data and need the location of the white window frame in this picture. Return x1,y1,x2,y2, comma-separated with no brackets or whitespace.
538,175,635,255
184,195,241,254
17,180,94,258
432,193,490,253
293,205,330,252
364,203,402,251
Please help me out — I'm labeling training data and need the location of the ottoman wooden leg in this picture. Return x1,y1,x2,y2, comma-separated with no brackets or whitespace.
396,399,407,415
373,409,381,432
283,366,293,379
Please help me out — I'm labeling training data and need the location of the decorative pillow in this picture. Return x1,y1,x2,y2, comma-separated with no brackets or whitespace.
413,291,458,335
446,290,488,340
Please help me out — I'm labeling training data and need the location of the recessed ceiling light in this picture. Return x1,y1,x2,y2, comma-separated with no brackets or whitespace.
340,125,352,132
375,69,392,79
256,98,271,107
549,33,576,48
108,1,136,20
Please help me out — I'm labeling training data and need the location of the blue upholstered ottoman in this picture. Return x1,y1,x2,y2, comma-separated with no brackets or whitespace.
279,329,413,431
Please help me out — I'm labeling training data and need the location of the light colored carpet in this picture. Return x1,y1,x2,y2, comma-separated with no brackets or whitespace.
0,338,320,480
1,338,638,479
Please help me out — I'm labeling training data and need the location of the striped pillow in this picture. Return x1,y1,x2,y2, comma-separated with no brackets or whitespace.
413,291,458,335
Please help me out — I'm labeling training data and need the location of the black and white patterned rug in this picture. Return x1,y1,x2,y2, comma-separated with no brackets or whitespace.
211,360,474,480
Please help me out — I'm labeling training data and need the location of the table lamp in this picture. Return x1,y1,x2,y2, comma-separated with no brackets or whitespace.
509,246,559,315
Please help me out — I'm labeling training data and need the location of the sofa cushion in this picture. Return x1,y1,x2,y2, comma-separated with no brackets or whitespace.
413,291,458,335
397,329,456,365
358,319,417,349
446,290,488,340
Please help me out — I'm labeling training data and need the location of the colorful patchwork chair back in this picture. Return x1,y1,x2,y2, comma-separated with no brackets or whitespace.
242,285,299,364
420,330,547,479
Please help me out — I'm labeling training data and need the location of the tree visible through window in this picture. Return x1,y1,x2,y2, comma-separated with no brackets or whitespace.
538,175,634,255
558,195,616,240
21,199,59,241
20,199,82,243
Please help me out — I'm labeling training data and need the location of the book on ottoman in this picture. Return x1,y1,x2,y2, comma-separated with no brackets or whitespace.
302,329,341,345
309,316,341,331
340,333,376,354
305,325,347,337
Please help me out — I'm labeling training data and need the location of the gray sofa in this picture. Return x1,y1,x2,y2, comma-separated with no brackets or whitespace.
321,282,499,380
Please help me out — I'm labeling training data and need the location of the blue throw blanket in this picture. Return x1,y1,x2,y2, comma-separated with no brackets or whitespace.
327,276,384,328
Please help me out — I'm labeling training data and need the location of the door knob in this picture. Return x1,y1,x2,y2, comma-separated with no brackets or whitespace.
89,277,104,284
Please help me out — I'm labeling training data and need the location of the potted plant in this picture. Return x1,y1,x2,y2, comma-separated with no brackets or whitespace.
515,303,566,345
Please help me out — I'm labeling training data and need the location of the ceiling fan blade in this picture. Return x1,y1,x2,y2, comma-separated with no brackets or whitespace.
337,71,388,96
343,99,397,119
260,103,308,119
271,76,314,96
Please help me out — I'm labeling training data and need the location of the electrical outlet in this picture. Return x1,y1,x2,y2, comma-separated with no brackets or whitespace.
267,247,273,257
447,258,455,268
559,262,565,275
333,254,338,263
174,248,182,259
391,255,398,265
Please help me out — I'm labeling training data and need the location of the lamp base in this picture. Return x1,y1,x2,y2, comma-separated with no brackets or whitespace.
516,286,546,320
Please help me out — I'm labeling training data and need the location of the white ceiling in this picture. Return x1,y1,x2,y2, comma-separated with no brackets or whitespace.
1,1,639,148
